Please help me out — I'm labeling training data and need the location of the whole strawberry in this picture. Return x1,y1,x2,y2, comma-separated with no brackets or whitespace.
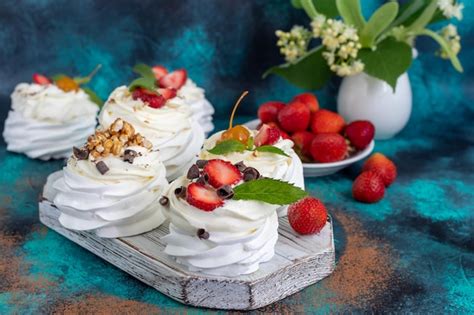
362,153,397,187
345,120,375,150
310,133,347,163
258,101,285,123
288,197,328,235
291,131,314,158
278,100,310,133
292,93,319,113
311,109,345,134
352,171,385,203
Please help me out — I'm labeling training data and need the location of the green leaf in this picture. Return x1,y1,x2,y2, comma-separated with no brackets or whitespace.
82,87,104,107
247,137,254,150
263,46,332,90
405,0,437,33
255,145,290,157
233,178,308,205
313,0,339,18
391,0,427,27
300,0,318,18
360,2,399,47
417,29,463,72
133,63,155,79
207,140,246,155
128,77,157,92
291,0,303,9
336,0,366,30
359,37,412,91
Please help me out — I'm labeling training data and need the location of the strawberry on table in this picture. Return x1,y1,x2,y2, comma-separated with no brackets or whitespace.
277,101,310,133
345,120,375,150
186,182,224,211
258,101,286,123
310,109,345,134
292,93,319,113
291,131,314,158
152,65,168,80
362,153,397,187
32,73,51,85
352,171,385,203
310,133,347,163
159,69,187,90
255,124,281,146
288,197,328,235
204,159,242,188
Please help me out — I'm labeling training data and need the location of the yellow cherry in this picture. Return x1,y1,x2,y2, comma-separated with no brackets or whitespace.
220,91,250,144
55,76,80,92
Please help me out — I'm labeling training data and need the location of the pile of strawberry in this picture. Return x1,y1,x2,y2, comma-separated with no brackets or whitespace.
132,66,187,109
257,93,375,163
177,159,261,211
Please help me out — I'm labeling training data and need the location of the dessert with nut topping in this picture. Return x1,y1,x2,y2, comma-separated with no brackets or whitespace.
49,119,168,238
3,67,102,160
162,158,307,276
98,66,205,180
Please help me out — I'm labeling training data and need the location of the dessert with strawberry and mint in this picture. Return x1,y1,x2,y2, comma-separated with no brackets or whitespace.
162,158,307,276
48,119,169,238
199,92,305,216
98,66,206,180
256,92,375,163
3,67,102,160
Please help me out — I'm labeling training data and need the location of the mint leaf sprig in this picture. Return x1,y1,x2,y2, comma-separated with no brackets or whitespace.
128,63,158,92
207,139,289,157
233,178,307,205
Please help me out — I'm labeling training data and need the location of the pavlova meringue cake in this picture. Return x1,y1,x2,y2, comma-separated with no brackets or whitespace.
3,71,101,160
162,158,307,276
99,70,205,180
199,92,304,216
50,119,168,238
150,65,214,134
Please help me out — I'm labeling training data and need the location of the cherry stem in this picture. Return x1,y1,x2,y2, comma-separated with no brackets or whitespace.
86,64,102,80
229,91,249,129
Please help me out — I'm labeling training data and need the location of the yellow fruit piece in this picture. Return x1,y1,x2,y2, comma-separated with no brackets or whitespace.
55,76,80,92
221,125,250,144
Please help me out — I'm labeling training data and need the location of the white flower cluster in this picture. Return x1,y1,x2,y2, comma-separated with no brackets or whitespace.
275,26,312,62
311,14,364,76
437,0,464,20
439,24,461,58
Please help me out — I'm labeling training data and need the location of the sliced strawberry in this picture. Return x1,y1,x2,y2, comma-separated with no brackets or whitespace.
132,88,166,109
32,73,51,85
204,159,242,189
254,124,281,147
186,183,224,211
152,65,168,80
158,88,177,100
159,69,187,90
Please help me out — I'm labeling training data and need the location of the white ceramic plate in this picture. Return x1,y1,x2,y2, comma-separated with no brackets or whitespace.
244,119,374,177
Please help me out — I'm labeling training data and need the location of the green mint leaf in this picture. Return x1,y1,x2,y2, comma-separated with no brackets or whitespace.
255,145,289,157
263,46,332,90
133,63,155,79
207,140,246,155
360,2,399,47
336,0,366,30
247,137,254,150
233,178,308,205
359,37,412,91
128,77,157,92
83,87,104,107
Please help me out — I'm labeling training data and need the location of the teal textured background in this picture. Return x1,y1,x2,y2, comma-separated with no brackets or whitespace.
0,0,473,313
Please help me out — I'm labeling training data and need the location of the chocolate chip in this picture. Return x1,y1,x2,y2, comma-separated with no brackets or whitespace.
96,161,109,175
196,159,208,169
187,164,200,180
197,228,209,240
73,146,89,160
196,176,207,185
216,185,234,199
243,167,260,182
159,196,169,206
234,161,247,172
123,149,138,164
174,186,186,199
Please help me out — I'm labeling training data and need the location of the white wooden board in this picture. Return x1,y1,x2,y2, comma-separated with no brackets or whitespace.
39,183,335,310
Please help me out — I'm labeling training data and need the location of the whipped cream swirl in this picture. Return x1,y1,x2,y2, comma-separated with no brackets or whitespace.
177,79,214,135
51,146,168,238
98,86,205,180
200,129,305,216
163,176,279,276
3,83,99,160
